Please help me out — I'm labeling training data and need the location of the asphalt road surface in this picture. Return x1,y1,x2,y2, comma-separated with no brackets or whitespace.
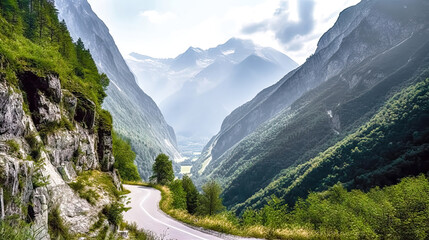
123,185,259,240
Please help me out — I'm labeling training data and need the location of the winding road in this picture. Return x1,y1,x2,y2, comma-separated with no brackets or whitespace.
123,185,259,240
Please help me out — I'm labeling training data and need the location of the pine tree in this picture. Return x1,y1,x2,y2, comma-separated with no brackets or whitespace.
182,175,199,214
150,154,174,185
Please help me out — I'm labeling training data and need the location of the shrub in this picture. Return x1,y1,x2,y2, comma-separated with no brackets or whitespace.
0,220,35,240
48,206,71,240
102,201,129,227
6,139,20,154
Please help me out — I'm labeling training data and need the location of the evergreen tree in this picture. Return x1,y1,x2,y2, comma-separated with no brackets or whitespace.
0,0,19,24
150,154,174,185
197,180,224,216
182,175,199,214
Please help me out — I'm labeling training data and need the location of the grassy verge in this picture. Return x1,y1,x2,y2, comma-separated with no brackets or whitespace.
123,181,318,239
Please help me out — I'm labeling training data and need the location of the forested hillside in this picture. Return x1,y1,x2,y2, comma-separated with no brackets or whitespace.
191,0,429,213
236,74,429,213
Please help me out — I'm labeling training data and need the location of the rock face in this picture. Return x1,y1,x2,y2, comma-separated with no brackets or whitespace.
0,81,27,138
55,0,183,180
192,0,429,208
0,71,120,238
20,72,62,127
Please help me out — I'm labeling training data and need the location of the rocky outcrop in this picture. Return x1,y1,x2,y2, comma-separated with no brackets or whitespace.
0,156,34,217
0,71,120,238
20,72,62,127
74,94,96,130
0,81,28,139
98,130,114,172
45,127,99,172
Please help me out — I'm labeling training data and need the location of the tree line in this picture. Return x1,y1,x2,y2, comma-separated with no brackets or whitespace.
150,153,224,216
150,153,429,239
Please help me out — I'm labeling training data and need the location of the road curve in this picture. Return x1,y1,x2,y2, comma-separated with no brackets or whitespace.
123,185,259,240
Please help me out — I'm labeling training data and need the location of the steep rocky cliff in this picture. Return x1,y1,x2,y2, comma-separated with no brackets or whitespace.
55,0,183,180
0,73,121,238
0,1,125,238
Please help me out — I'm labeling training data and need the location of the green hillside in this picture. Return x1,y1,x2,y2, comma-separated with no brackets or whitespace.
213,28,429,210
235,72,429,213
0,0,107,109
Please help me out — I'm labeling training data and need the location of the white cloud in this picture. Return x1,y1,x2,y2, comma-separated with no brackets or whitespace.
88,0,360,64
239,0,360,63
139,10,176,24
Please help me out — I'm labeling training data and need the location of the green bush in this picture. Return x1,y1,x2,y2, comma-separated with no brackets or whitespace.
25,133,42,162
102,201,129,227
48,206,71,240
0,220,35,240
182,175,199,214
122,222,156,240
6,139,19,154
240,175,429,239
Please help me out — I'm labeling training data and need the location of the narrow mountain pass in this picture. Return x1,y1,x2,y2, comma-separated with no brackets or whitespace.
123,185,259,240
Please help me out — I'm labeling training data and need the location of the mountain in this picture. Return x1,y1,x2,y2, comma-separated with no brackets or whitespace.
192,0,429,212
126,38,298,150
55,0,182,180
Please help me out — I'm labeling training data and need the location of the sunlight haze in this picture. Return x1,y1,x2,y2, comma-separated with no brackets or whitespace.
87,0,360,64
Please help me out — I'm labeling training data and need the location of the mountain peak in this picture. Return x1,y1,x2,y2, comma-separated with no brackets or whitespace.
221,38,254,49
186,46,203,53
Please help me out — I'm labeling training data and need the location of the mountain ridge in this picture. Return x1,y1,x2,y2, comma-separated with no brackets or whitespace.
191,0,429,210
127,38,298,149
55,0,183,179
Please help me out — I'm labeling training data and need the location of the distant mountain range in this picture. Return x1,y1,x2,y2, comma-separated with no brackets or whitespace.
127,38,298,144
55,0,182,180
192,0,429,213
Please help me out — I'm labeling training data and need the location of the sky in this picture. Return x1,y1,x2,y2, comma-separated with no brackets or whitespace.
87,0,360,64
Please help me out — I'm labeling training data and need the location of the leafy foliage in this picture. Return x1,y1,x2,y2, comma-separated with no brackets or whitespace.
197,180,225,216
0,220,35,240
238,175,429,239
150,154,174,185
102,201,129,227
112,132,140,182
48,206,71,240
169,179,187,209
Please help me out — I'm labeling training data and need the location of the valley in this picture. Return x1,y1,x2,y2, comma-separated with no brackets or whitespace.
0,0,428,239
